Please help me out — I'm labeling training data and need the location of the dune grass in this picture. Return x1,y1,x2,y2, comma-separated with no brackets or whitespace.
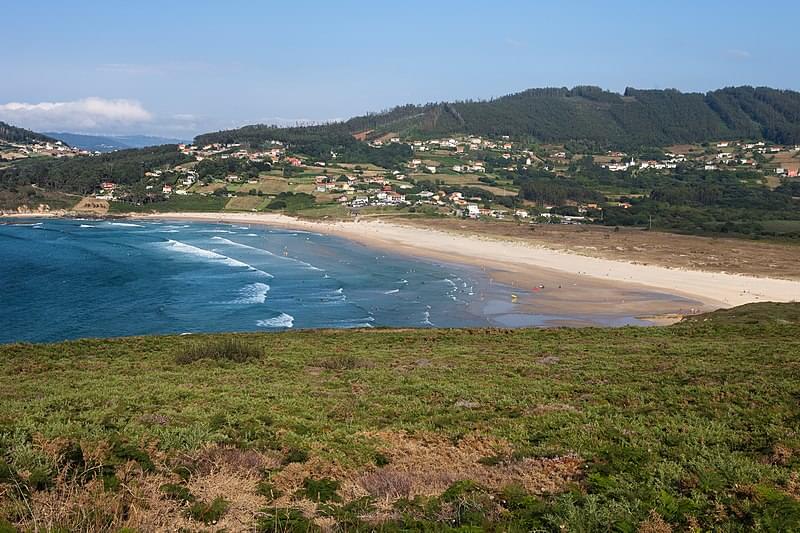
0,304,799,530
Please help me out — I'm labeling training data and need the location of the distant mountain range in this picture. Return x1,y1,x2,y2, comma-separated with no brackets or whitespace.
196,86,800,148
0,121,58,144
43,132,188,152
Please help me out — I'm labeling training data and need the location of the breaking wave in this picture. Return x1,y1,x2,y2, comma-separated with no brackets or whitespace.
159,239,272,277
229,282,270,304
256,312,294,328
211,236,323,271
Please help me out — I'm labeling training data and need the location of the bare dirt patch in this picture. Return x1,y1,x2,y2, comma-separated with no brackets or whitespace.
72,197,109,214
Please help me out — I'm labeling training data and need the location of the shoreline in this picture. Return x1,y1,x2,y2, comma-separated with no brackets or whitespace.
128,212,800,316
6,211,800,323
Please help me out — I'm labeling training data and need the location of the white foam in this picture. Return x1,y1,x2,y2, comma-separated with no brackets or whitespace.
384,288,400,294
79,224,96,228
229,282,270,304
200,229,236,234
331,316,375,328
256,313,294,328
110,222,143,227
422,310,434,326
211,236,323,271
159,240,272,277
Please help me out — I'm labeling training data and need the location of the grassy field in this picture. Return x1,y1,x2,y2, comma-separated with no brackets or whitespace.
224,196,270,211
1,303,799,531
108,195,228,213
760,219,800,234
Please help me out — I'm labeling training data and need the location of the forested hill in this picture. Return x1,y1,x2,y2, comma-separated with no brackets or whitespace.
0,121,57,144
196,86,800,147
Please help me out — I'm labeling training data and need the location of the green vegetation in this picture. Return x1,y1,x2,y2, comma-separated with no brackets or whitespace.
501,158,800,239
1,303,799,530
0,121,56,145
196,124,412,168
196,156,271,181
175,337,264,364
187,496,229,524
0,185,78,211
204,86,800,148
265,191,315,211
0,144,191,195
108,194,227,213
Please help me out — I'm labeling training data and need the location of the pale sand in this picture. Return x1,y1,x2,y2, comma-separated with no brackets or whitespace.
130,212,800,317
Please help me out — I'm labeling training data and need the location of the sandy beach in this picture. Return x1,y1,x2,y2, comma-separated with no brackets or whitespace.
127,212,800,321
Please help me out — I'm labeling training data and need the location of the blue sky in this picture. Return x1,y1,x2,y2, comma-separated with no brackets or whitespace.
1,0,797,138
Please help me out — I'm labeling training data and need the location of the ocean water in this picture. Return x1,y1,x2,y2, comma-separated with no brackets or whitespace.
0,218,655,343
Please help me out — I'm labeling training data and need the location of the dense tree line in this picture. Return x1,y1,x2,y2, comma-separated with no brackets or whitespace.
201,86,800,149
265,192,315,211
338,142,411,169
502,167,603,206
0,121,58,144
0,145,191,194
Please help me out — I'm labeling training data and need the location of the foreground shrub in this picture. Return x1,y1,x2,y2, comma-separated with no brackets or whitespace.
299,477,340,502
256,508,318,532
160,483,195,504
187,496,229,524
282,447,309,465
317,354,365,370
176,338,263,364
110,438,154,472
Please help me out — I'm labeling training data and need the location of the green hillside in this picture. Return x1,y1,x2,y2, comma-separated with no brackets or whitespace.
0,121,57,145
1,303,799,531
197,86,800,147
0,144,190,195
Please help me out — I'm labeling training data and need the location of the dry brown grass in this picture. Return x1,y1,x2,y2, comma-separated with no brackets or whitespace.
3,432,581,530
3,444,282,532
72,196,109,214
350,430,581,506
12,461,174,532
638,510,673,533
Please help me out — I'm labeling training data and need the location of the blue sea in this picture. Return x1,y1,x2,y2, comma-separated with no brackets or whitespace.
0,218,653,343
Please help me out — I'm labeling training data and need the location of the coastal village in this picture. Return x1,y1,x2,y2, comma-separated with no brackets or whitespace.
0,138,92,160
3,132,800,223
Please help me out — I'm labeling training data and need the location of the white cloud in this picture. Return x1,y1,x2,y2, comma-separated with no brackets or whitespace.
0,97,152,132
